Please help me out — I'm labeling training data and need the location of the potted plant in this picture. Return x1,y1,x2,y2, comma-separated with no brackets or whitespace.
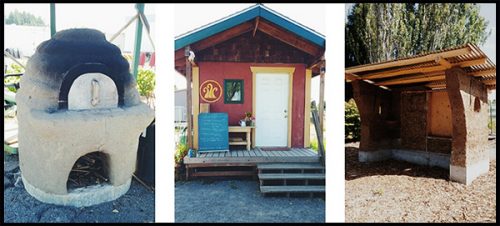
244,112,253,126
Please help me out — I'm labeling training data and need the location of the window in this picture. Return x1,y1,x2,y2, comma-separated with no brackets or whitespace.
224,79,244,104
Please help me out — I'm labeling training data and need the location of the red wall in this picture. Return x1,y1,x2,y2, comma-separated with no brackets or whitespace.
198,62,305,147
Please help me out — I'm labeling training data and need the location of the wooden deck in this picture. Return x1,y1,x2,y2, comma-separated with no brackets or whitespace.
184,148,319,165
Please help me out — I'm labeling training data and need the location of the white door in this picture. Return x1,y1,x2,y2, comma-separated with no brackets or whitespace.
255,73,289,147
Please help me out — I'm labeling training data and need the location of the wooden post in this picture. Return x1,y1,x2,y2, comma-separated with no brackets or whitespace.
185,46,193,149
318,62,325,140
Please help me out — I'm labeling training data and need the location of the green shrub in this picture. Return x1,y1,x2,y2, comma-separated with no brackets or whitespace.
4,63,24,93
137,68,156,106
174,142,188,165
345,99,361,141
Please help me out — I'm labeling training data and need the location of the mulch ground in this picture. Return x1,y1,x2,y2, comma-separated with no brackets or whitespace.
345,140,496,223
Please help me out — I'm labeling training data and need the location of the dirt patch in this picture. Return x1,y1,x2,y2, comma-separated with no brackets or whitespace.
346,141,496,223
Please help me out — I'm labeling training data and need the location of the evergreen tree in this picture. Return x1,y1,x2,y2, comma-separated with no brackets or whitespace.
346,3,490,67
5,10,45,26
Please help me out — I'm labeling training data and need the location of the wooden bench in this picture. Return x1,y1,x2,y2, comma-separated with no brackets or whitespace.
228,126,254,150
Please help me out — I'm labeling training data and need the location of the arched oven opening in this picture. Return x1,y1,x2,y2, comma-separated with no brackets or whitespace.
67,152,110,192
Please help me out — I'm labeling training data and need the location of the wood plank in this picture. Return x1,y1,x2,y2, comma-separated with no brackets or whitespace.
470,69,496,77
361,65,445,80
435,56,452,69
345,46,471,74
191,21,254,53
258,173,325,180
192,171,255,177
456,57,487,67
248,149,256,157
260,185,325,193
257,19,322,57
257,163,323,170
257,148,269,157
294,148,308,156
186,163,255,167
376,74,445,86
229,141,248,145
252,17,260,37
319,71,325,139
184,156,320,164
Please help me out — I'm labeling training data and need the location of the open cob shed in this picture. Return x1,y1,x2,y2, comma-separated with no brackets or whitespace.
345,44,496,185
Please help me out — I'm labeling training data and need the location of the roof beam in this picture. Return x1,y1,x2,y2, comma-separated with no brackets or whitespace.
457,57,487,67
361,65,446,80
359,57,489,80
253,17,260,37
470,69,496,77
257,19,322,57
345,73,361,81
345,46,472,74
435,56,452,69
376,74,445,86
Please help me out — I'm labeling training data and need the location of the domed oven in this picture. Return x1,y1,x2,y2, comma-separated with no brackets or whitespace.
16,29,154,207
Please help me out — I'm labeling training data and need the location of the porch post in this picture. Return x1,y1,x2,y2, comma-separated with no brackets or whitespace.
318,63,325,140
192,66,199,150
446,66,489,185
304,69,312,148
185,46,193,149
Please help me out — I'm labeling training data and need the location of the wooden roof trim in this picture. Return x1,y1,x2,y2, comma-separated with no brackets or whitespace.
359,56,489,80
191,21,254,54
345,46,471,74
376,74,445,86
257,19,322,57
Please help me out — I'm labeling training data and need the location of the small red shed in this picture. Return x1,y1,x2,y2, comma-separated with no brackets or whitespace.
175,4,325,151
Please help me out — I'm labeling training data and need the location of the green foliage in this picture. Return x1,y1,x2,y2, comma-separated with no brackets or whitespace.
137,68,156,98
174,142,188,165
345,99,361,141
310,138,326,153
5,10,45,26
4,64,24,93
346,3,491,66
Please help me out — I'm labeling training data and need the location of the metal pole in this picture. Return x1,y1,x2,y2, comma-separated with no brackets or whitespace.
50,3,56,37
132,3,144,80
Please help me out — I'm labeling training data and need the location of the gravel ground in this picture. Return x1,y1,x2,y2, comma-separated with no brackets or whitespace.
175,179,325,223
3,154,154,223
345,140,496,223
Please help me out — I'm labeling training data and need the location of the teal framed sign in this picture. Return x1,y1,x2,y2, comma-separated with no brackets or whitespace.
224,79,244,104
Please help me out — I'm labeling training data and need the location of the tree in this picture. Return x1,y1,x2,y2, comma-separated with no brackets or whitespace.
5,10,45,26
346,3,491,67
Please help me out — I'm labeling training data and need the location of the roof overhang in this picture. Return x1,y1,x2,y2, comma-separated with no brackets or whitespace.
345,44,496,90
174,4,325,76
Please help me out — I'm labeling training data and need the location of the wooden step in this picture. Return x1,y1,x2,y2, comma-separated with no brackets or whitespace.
257,163,324,170
258,173,325,180
260,185,325,193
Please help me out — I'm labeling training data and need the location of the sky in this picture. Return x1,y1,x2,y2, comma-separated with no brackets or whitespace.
4,3,155,53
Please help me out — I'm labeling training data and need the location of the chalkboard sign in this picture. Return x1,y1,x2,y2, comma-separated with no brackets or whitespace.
198,113,229,152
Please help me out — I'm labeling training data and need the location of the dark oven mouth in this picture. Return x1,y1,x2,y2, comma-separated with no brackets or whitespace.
67,151,110,192
58,63,125,110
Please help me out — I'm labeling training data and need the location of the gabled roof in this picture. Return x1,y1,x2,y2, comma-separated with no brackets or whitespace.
175,4,325,51
345,44,496,90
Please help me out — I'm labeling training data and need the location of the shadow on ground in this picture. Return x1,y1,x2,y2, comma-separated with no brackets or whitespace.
345,146,448,181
